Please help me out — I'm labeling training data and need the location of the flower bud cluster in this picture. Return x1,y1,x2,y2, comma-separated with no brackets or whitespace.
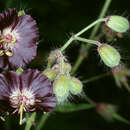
44,49,83,103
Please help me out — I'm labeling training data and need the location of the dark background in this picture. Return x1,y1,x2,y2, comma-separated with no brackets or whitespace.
0,0,130,130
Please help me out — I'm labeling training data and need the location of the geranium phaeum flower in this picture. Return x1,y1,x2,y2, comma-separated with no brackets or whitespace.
0,69,56,115
0,8,39,69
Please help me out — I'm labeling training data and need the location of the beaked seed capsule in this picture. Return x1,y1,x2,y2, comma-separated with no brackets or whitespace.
105,15,129,33
98,44,120,68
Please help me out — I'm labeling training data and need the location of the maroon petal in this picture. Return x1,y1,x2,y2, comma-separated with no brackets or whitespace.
7,14,39,68
0,71,20,112
0,69,56,113
0,71,20,113
36,96,56,112
0,10,38,69
14,14,39,47
20,69,53,97
0,8,18,30
0,71,20,100
0,56,9,70
20,69,56,111
8,45,37,68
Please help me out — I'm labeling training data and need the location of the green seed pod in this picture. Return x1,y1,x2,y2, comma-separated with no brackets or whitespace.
53,74,69,103
69,77,83,95
43,69,57,81
98,44,120,68
105,15,129,33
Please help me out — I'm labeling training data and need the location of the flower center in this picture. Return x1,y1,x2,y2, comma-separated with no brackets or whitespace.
9,89,35,112
0,28,17,56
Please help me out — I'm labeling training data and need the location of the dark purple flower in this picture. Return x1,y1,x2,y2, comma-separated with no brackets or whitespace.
0,8,39,69
0,69,56,114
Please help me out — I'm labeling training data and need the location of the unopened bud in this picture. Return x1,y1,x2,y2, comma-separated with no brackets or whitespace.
48,49,65,68
52,63,71,74
96,103,117,121
16,67,23,75
53,74,69,103
98,44,120,68
69,77,83,95
43,69,57,81
105,16,129,33
63,63,72,73
18,10,25,16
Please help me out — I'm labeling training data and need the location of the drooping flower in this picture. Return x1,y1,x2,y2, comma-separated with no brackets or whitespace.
0,69,56,116
0,8,39,69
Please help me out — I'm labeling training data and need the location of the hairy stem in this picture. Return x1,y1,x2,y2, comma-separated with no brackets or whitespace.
35,113,49,130
72,0,112,74
112,113,130,125
25,112,36,130
82,73,109,83
60,18,105,52
74,37,100,46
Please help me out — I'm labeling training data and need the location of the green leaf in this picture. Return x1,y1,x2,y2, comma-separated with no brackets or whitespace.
54,104,94,113
112,113,130,125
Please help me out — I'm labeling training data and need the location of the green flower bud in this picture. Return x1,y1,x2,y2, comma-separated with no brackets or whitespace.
53,74,69,103
47,49,66,68
52,63,71,74
106,15,129,33
63,63,71,73
43,69,57,81
98,44,120,68
18,10,25,16
69,77,83,95
16,67,23,75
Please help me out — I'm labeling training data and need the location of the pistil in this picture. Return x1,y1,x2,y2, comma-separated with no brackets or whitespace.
19,103,24,125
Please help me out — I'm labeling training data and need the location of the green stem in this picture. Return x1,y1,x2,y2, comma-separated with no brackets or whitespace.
74,37,100,46
60,37,74,52
112,113,130,125
60,18,105,52
25,112,36,130
71,56,84,75
35,113,49,130
90,0,112,39
47,62,52,68
84,94,96,107
75,18,106,37
82,73,109,83
123,82,130,93
72,0,112,74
